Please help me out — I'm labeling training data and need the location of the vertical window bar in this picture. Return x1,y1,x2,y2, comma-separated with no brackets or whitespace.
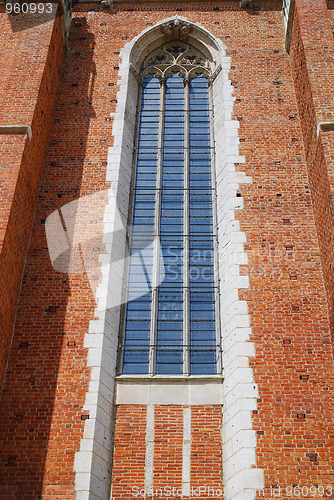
209,79,222,375
183,77,190,376
149,78,165,376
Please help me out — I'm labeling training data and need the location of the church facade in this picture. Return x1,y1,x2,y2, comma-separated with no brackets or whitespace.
0,0,334,499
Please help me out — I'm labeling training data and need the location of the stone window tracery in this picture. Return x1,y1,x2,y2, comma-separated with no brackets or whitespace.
141,41,211,82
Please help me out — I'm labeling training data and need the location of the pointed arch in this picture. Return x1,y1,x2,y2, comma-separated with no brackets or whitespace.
128,16,223,65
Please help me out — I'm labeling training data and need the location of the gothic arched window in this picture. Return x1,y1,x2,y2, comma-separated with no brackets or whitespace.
120,41,221,376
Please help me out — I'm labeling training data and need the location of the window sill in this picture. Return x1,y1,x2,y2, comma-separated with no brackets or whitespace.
115,375,224,405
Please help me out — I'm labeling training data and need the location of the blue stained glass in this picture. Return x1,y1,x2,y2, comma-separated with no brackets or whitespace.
123,69,218,375
125,320,151,331
188,76,217,375
135,173,156,182
138,132,158,140
157,320,183,331
157,74,185,372
190,321,216,331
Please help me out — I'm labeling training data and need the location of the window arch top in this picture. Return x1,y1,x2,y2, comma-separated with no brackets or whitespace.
141,41,212,81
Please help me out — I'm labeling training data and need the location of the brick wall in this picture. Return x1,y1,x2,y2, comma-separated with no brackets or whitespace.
0,7,64,387
112,406,147,499
0,2,333,499
111,405,223,500
235,0,334,494
289,0,334,342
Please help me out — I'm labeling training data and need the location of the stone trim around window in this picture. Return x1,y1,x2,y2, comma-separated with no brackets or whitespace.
74,16,264,500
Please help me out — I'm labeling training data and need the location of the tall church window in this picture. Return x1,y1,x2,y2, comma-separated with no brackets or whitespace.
120,41,221,376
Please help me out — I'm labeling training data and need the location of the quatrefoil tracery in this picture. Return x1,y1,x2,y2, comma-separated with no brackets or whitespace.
141,41,212,82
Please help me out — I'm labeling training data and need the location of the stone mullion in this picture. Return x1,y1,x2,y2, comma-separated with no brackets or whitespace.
183,78,190,376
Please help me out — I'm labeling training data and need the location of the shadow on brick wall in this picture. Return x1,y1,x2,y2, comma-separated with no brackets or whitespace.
0,17,98,499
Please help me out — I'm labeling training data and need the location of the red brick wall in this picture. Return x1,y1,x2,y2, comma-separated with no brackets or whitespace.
0,8,64,387
234,0,334,494
190,406,223,495
112,406,147,499
0,8,114,499
111,405,223,500
0,2,333,499
288,0,334,343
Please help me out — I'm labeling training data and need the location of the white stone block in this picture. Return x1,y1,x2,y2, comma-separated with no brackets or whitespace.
100,347,117,372
89,366,101,382
225,470,246,499
220,220,241,237
225,300,249,318
224,357,250,378
84,334,104,349
224,368,255,395
221,230,246,245
150,383,186,405
116,382,150,405
87,419,108,448
76,492,90,500
216,209,235,229
222,314,251,333
232,430,257,455
89,320,105,334
224,435,234,460
75,472,91,491
79,438,95,452
224,341,255,367
223,410,253,440
224,384,259,408
84,391,99,406
224,448,256,481
88,380,99,393
90,472,110,500
96,379,115,404
222,328,252,351
223,398,257,424
189,381,224,405
243,468,265,489
83,418,96,440
231,490,256,500
101,337,118,361
222,264,241,280
90,454,109,482
220,289,239,310
90,401,113,428
225,469,264,499
74,451,93,473
87,348,103,367
223,275,250,294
